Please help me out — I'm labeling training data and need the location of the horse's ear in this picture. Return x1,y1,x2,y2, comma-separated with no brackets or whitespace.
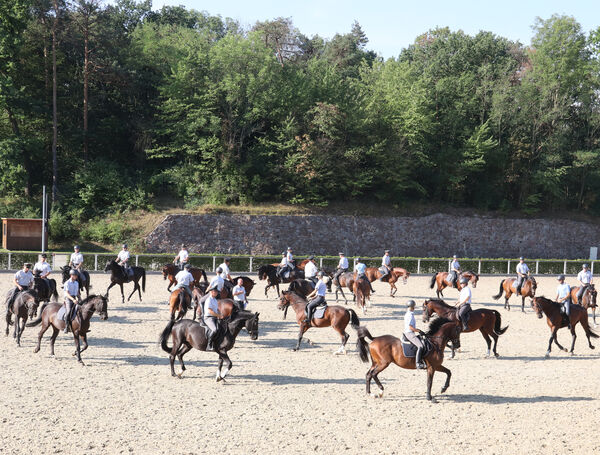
255,312,260,317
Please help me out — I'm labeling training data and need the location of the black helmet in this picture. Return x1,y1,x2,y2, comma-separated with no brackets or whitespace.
519,256,524,261
356,257,361,262
24,262,32,268
122,243,128,248
407,300,416,308
74,245,80,250
339,252,345,256
459,276,469,284
452,254,457,259
557,274,565,281
216,267,223,274
384,250,390,254
208,286,219,293
224,257,230,262
583,264,589,269
184,263,191,270
41,253,47,259
308,255,315,260
317,271,324,277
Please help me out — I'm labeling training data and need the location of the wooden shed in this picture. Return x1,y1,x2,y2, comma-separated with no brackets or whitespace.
1,218,46,251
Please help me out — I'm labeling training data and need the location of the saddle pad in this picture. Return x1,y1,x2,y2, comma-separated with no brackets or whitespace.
379,266,387,275
401,334,431,358
57,304,79,321
313,305,327,319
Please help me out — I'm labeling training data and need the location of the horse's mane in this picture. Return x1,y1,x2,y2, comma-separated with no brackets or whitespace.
427,298,453,309
81,294,105,305
534,296,558,306
425,316,452,336
463,270,479,278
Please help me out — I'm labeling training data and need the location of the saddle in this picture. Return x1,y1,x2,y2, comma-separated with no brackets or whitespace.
400,334,432,358
58,303,79,323
311,304,327,320
379,266,388,275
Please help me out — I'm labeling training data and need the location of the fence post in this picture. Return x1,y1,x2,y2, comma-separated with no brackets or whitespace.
94,254,98,271
135,255,139,267
417,259,421,274
507,260,510,274
563,260,567,274
535,261,539,275
592,262,595,275
319,258,323,268
477,260,481,275
212,256,216,272
7,252,11,270
249,256,253,273
448,260,451,272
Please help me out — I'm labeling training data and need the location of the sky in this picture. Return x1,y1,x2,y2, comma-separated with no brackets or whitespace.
144,0,598,58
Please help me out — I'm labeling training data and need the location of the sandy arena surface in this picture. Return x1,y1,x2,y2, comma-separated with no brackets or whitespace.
0,271,599,455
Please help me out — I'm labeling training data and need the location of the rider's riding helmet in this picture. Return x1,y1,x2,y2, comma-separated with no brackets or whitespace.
557,274,566,281
184,263,191,270
317,271,324,277
384,250,390,254
287,247,292,251
74,245,80,250
453,254,457,259
407,300,416,309
339,252,345,256
122,243,128,249
519,256,524,261
459,276,469,284
224,257,230,262
583,264,589,269
216,267,223,274
24,263,32,269
181,243,186,248
41,253,47,259
69,269,77,276
208,286,219,294
308,255,315,260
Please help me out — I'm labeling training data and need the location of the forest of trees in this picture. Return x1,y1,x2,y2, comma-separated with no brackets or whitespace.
1,1,600,239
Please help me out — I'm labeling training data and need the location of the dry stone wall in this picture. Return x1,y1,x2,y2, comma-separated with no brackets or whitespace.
144,213,600,259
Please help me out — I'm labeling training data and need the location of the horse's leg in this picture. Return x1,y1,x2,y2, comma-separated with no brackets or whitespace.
49,326,59,356
593,308,597,327
177,344,192,374
170,338,181,377
521,296,526,313
276,283,280,298
293,325,308,351
137,278,143,301
390,282,396,297
436,364,452,394
333,324,349,355
553,328,567,352
5,309,10,336
480,328,492,357
14,316,20,346
79,333,89,353
426,366,436,401
127,282,137,302
105,281,117,299
34,321,50,354
73,333,84,364
217,352,232,381
569,325,577,355
491,333,500,357
367,362,389,397
215,354,224,381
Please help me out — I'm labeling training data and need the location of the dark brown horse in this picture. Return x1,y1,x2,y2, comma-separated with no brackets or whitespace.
277,290,360,353
159,310,259,380
356,317,462,401
27,295,108,364
168,287,194,321
258,264,304,297
104,260,146,303
531,296,598,357
364,267,410,297
354,276,371,314
5,289,38,346
570,284,597,327
32,273,58,309
334,272,356,304
430,271,479,299
422,298,508,358
162,263,208,292
60,265,91,298
492,276,537,312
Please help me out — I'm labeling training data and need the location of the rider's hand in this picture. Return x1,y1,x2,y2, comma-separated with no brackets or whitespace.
18,286,23,291
419,329,426,336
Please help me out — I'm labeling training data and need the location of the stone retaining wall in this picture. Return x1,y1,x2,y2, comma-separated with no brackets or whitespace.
144,213,600,259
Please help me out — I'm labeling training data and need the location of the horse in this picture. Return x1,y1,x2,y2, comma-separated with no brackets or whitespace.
531,296,598,358
168,287,194,321
570,284,597,327
5,289,38,346
430,271,479,299
159,310,259,380
354,276,371,314
277,290,360,354
162,263,208,292
334,272,356,304
258,264,304,297
193,297,243,321
27,294,108,364
356,317,462,401
492,276,537,312
32,273,58,309
60,265,90,297
104,260,146,303
422,298,508,358
364,267,410,297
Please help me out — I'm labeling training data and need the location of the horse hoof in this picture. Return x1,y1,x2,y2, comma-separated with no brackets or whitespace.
441,387,448,394
590,345,595,350
570,352,575,356
370,391,383,398
563,348,568,352
216,376,222,382
545,352,550,358
494,353,500,358
79,361,85,366
177,373,183,379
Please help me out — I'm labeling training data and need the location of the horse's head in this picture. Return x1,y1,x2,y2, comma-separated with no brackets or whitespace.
162,264,171,280
530,276,537,293
449,321,462,349
469,272,479,288
92,295,109,320
401,270,410,285
104,261,113,272
531,297,544,319
23,293,38,319
277,291,291,311
257,265,267,280
422,299,435,323
245,312,260,340
590,284,597,307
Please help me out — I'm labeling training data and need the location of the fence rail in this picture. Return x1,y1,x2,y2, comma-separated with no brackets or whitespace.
0,252,594,275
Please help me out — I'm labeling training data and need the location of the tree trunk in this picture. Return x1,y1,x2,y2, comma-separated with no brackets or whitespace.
83,26,89,164
51,0,59,202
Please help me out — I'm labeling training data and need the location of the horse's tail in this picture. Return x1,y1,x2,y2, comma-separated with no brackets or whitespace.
159,319,176,353
178,291,188,318
492,280,505,300
347,308,360,330
201,269,208,284
492,310,508,335
142,269,146,293
429,274,437,289
51,281,58,302
356,326,373,363
25,302,47,327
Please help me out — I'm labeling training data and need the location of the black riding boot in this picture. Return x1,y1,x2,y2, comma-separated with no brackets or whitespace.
369,283,376,293
461,316,469,332
207,331,216,350
304,308,312,326
415,347,425,369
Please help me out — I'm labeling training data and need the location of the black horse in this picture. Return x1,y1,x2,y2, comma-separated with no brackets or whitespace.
60,265,91,297
5,289,38,346
258,264,304,297
32,273,58,310
159,310,260,380
104,260,146,303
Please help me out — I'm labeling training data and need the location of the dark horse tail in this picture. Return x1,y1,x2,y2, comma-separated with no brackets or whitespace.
159,319,176,353
492,310,509,335
51,280,58,301
142,269,146,293
356,326,374,363
201,269,208,284
429,274,437,289
492,280,505,300
347,308,360,330
25,302,48,327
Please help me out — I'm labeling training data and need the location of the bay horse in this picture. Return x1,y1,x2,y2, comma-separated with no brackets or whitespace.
430,271,479,299
258,264,304,297
5,289,38,346
168,287,194,321
32,273,58,309
277,290,360,353
354,276,371,314
193,297,242,321
334,272,356,304
104,260,146,303
356,317,462,401
364,267,410,297
60,265,90,297
159,310,259,380
162,263,208,292
27,294,108,364
531,296,598,357
570,284,597,327
422,298,508,357
492,276,537,312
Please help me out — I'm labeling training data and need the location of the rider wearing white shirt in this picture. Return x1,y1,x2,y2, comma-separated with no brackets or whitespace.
457,276,472,331
6,263,34,318
63,269,80,333
449,255,461,288
174,264,194,300
380,250,392,281
218,258,232,282
515,257,529,294
555,274,572,329
304,272,327,325
232,278,247,309
334,252,349,286
203,287,222,350
576,264,593,302
304,256,319,285
69,245,84,282
174,244,189,271
403,300,425,369
116,244,131,278
209,268,225,292
355,258,376,294
33,254,52,280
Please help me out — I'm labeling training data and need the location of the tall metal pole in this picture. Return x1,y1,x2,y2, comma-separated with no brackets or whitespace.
42,185,46,253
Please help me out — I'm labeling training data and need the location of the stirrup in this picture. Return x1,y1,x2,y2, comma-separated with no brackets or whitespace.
416,362,426,369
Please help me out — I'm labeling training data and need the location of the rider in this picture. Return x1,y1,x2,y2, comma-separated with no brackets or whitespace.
69,245,84,282
404,300,426,369
456,276,471,331
333,252,348,286
304,271,327,326
449,255,461,288
576,263,593,302
286,247,294,268
515,256,529,294
556,274,572,330
116,244,131,279
232,278,248,310
63,269,80,333
380,250,392,281
173,244,189,271
277,252,289,279
203,286,222,350
33,253,52,285
174,263,194,301
218,258,234,293
208,267,225,294
355,257,376,294
5,262,34,319
304,255,319,286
